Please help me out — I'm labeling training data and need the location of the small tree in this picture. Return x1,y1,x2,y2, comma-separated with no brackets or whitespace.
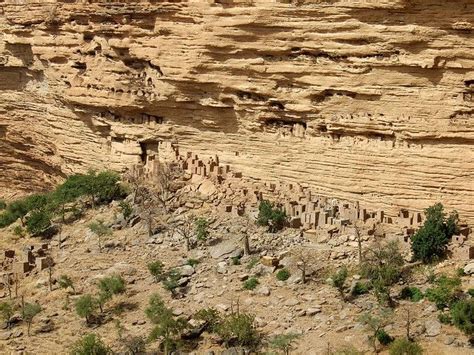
97,275,126,313
0,301,14,329
122,335,146,355
292,248,317,284
332,266,348,301
361,241,404,307
269,333,300,355
25,209,51,236
58,274,75,294
359,309,392,353
22,302,41,335
75,294,96,324
162,269,181,297
148,260,165,282
389,338,422,355
217,311,260,349
195,217,209,242
88,220,112,252
451,298,474,342
119,200,133,220
70,333,111,355
145,294,188,355
174,215,195,251
411,203,458,263
257,200,286,233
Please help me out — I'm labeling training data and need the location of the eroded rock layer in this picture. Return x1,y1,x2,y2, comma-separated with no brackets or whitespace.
0,0,473,221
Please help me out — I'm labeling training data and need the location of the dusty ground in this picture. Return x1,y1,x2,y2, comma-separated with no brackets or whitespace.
0,204,473,354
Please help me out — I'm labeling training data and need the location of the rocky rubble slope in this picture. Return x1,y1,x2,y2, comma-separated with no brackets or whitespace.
0,0,473,221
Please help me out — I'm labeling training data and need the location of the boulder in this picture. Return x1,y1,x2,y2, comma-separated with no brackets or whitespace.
210,241,241,259
178,265,195,277
260,256,279,268
256,286,271,296
463,263,474,275
425,319,441,337
217,261,228,274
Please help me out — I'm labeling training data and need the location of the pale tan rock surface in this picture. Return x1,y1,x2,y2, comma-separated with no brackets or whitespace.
0,0,473,221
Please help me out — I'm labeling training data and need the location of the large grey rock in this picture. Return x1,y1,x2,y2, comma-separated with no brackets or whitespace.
217,261,228,274
256,286,271,296
210,241,241,259
178,265,195,277
425,319,441,337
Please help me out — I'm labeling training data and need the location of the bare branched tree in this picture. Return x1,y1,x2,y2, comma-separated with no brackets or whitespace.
292,247,318,284
174,214,195,251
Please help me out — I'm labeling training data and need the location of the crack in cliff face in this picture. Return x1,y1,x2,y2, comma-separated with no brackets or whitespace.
0,0,473,222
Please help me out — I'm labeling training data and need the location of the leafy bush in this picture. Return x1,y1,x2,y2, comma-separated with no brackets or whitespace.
195,217,209,241
148,260,165,282
70,333,111,355
352,281,372,296
162,269,181,296
400,287,424,302
145,294,188,354
425,274,461,310
451,299,474,339
75,294,96,324
0,301,13,328
231,256,241,265
187,258,200,267
26,209,52,236
88,220,112,252
257,200,287,233
376,329,394,345
119,200,133,219
389,338,423,355
276,268,291,281
217,312,260,349
269,333,300,354
0,200,6,210
12,225,26,237
332,267,348,300
411,203,458,263
243,277,259,290
438,312,452,325
58,275,75,293
456,267,466,277
97,275,126,312
22,302,41,335
194,308,222,332
468,288,474,297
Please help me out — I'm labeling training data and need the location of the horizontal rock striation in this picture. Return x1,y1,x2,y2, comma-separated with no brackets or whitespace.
0,0,473,221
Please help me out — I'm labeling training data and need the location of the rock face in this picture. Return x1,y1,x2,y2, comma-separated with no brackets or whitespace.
0,1,473,221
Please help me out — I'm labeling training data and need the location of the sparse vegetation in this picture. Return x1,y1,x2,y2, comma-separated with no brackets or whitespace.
389,338,423,355
269,333,300,355
187,258,200,267
351,281,372,296
217,311,260,349
243,276,259,290
257,200,287,233
0,301,14,329
148,260,165,282
119,200,133,220
194,308,221,332
88,220,112,252
400,287,424,302
276,268,291,281
332,266,348,300
70,333,111,355
75,294,96,325
145,294,188,354
162,269,181,297
195,217,209,241
96,275,126,312
451,298,474,341
22,302,41,335
58,275,75,294
360,309,392,353
411,203,458,263
425,274,461,310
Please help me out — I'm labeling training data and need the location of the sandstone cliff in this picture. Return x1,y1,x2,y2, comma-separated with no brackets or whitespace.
0,0,473,222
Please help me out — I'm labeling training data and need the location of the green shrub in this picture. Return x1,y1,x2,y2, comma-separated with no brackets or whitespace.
438,312,452,325
162,269,181,296
88,220,112,252
269,333,300,354
451,299,474,339
389,338,423,355
145,294,188,354
25,209,51,236
195,217,209,241
58,275,75,293
96,275,126,312
376,329,394,345
0,200,6,210
468,288,474,297
400,287,424,302
256,200,287,233
22,302,41,335
411,203,458,263
12,225,26,237
425,274,461,310
70,333,111,355
231,256,241,265
276,268,291,281
147,260,165,282
456,267,466,277
246,257,259,270
187,259,199,267
194,308,221,332
119,200,133,219
217,312,260,349
332,267,348,300
243,277,259,290
0,301,13,328
352,281,372,296
75,294,96,324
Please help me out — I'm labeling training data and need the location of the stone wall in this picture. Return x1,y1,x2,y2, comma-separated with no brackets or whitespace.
0,0,473,222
